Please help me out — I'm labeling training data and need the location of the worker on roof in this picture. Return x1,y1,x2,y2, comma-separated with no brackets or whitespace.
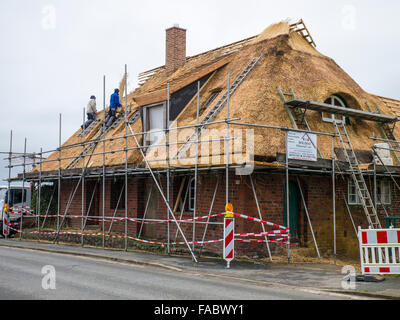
105,89,122,128
81,95,97,130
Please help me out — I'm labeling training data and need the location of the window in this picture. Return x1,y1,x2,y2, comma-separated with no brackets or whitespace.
143,102,167,147
348,179,362,205
377,180,391,205
322,95,347,124
110,180,125,210
199,90,221,116
4,189,27,207
348,179,391,205
188,178,196,211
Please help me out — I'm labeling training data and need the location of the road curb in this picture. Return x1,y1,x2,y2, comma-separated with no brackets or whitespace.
0,242,183,272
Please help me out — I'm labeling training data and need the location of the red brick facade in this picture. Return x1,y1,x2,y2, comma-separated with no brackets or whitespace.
58,171,398,259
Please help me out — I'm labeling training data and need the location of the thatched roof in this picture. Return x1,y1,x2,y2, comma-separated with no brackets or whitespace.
36,20,400,174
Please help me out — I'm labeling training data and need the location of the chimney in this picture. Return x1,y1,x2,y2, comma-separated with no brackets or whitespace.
165,24,186,74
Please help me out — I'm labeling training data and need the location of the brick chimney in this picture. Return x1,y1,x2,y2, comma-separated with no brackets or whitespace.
166,24,186,74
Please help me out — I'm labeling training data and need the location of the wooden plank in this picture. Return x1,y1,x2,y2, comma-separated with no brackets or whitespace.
173,177,187,213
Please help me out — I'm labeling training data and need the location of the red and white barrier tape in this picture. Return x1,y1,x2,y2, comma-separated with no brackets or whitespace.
27,212,225,225
7,225,223,247
236,238,297,246
235,230,289,237
232,212,288,231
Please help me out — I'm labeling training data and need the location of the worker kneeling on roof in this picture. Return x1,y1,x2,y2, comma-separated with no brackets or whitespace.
81,95,97,130
106,89,122,128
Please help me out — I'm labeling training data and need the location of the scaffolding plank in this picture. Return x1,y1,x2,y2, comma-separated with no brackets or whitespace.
286,98,399,123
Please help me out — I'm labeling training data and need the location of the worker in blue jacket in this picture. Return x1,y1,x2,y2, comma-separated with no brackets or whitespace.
106,89,122,127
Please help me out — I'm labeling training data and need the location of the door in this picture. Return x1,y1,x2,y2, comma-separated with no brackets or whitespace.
283,181,300,238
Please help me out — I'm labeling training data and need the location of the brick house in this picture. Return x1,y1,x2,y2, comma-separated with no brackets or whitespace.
27,20,400,259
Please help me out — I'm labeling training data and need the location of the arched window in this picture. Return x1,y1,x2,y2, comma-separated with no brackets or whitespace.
322,95,347,124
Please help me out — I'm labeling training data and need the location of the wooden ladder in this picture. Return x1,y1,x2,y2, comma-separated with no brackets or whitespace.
66,111,140,170
289,19,316,48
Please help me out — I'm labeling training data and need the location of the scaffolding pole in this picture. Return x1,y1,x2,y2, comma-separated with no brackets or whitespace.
296,176,320,259
174,180,190,243
124,64,128,251
332,136,336,265
20,138,27,240
250,175,273,262
57,114,61,234
41,186,56,229
38,147,42,242
102,75,106,249
126,122,198,262
137,184,153,239
167,83,171,254
81,107,85,247
226,73,230,205
82,181,98,231
193,81,200,253
199,176,219,257
285,130,290,263
6,130,12,240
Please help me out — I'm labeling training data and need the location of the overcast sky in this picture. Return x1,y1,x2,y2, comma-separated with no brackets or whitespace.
0,0,399,183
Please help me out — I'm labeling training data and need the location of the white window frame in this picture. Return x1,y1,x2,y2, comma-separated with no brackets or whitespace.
143,102,167,148
377,179,391,205
188,178,196,212
348,179,391,206
322,95,346,124
348,179,361,205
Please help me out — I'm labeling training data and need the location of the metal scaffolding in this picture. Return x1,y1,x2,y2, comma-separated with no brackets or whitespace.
3,71,400,265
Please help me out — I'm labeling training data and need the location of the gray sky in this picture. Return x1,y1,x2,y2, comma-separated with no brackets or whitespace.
1,0,399,183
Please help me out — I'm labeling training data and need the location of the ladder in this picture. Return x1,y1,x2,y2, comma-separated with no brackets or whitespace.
173,56,261,160
289,19,316,48
277,86,322,159
78,119,101,137
66,111,140,170
278,87,312,131
366,103,400,165
333,121,382,229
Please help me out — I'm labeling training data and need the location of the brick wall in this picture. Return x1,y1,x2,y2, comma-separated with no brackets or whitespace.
58,172,400,259
166,26,186,74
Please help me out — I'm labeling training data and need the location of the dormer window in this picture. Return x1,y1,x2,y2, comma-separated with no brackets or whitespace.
199,90,222,116
143,102,167,147
322,95,347,124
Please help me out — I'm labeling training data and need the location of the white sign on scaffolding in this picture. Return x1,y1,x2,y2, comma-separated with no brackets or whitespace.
287,131,318,162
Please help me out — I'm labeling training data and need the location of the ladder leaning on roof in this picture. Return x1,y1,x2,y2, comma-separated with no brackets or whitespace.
277,86,323,159
173,56,261,160
65,110,140,170
278,87,382,229
333,121,382,229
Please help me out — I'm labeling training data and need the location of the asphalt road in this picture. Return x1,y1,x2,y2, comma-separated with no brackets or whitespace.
0,246,348,300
